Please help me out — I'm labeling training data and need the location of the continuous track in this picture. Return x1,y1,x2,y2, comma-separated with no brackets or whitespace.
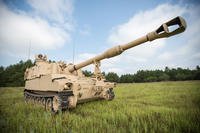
24,90,73,113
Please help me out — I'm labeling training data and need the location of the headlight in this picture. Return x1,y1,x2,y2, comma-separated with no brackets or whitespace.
64,82,72,90
64,84,68,89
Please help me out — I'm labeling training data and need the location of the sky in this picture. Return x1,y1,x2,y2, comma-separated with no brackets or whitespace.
0,0,200,75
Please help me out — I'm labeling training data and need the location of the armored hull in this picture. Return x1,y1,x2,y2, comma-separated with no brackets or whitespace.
24,56,115,112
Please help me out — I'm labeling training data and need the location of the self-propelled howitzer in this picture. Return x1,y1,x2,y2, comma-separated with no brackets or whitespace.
24,16,186,112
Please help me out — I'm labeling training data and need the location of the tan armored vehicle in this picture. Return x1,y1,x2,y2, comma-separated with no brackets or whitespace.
24,16,186,112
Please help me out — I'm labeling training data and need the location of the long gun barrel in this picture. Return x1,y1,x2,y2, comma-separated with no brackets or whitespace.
68,16,186,72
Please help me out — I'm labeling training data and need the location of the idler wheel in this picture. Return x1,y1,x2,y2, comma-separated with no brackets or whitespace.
68,96,77,109
104,88,115,100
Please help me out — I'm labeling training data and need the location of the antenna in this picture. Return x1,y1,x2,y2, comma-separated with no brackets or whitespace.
28,40,31,60
72,37,75,64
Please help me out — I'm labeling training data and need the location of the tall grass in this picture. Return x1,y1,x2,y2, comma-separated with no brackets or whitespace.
0,81,200,133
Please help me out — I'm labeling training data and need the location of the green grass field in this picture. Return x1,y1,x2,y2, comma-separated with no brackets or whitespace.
0,81,200,133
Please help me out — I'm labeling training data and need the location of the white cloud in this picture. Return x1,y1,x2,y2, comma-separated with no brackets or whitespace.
27,0,73,27
0,1,72,60
158,52,172,61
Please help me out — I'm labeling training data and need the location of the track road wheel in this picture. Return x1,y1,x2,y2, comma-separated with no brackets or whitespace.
45,98,52,111
36,97,40,104
52,96,61,113
41,98,45,105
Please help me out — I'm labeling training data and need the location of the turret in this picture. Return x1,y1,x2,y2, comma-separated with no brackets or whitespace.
68,16,186,73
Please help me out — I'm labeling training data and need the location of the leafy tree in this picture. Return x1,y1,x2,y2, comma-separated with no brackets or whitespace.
0,66,5,86
0,60,33,87
105,72,119,82
194,66,200,80
119,74,134,83
158,73,170,81
145,76,157,82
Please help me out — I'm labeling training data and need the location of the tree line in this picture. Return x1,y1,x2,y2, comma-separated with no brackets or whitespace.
83,67,200,83
103,66,200,83
0,60,199,87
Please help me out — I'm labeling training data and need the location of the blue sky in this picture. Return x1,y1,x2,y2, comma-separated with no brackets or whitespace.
0,0,200,74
